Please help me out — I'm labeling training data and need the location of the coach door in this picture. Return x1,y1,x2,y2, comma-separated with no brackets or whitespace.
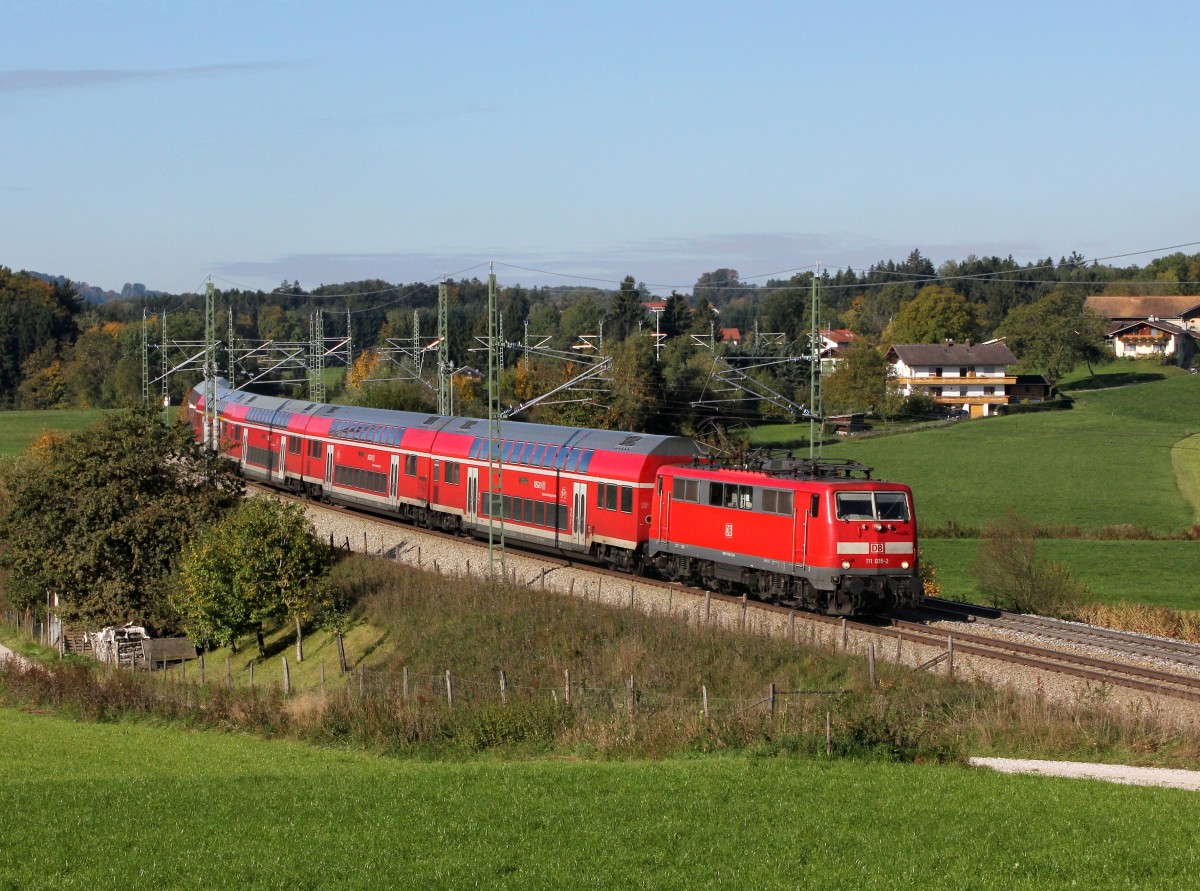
325,448,334,492
465,467,479,524
389,454,400,508
275,436,287,483
571,481,588,547
241,428,248,470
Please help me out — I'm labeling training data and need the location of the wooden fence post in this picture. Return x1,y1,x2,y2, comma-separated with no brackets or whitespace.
225,655,231,688
868,644,877,688
248,661,254,691
402,666,410,705
282,656,290,695
826,710,832,757
626,676,634,721
198,653,205,688
789,610,796,642
445,669,454,709
841,617,848,650
741,594,748,629
500,670,508,706
337,630,348,674
896,631,903,663
702,685,709,720
705,591,712,624
564,668,571,706
769,683,776,717
358,666,364,697
947,635,954,677
320,663,326,695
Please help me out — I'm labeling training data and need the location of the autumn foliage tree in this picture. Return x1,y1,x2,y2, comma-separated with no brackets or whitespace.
0,410,242,627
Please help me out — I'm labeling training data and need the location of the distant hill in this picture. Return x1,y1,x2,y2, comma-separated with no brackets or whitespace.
25,271,165,303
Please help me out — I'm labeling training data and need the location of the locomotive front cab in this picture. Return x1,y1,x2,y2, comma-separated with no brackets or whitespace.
816,484,922,614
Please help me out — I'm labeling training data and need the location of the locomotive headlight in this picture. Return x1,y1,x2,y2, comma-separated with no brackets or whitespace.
873,523,883,532
841,560,851,570
901,560,910,570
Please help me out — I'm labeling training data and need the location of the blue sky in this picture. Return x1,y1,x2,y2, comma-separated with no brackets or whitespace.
2,1,1197,296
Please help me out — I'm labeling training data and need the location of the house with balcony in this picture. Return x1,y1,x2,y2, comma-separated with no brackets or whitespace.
886,341,1017,418
1108,319,1197,364
1084,295,1200,333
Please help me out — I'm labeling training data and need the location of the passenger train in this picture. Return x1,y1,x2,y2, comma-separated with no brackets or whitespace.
189,380,922,616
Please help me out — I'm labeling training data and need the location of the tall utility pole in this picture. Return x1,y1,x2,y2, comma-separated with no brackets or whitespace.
203,279,217,447
309,309,326,403
227,308,236,387
141,308,149,405
808,266,822,460
437,280,451,415
486,263,505,578
160,309,168,410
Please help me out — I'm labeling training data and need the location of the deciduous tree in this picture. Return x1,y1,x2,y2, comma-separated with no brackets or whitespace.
0,410,242,627
995,289,1109,381
883,285,981,346
173,498,334,660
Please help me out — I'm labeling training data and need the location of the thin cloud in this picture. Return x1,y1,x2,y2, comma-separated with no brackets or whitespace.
0,62,296,94
210,234,1065,296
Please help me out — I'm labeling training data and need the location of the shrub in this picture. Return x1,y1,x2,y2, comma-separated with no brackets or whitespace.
969,510,1094,618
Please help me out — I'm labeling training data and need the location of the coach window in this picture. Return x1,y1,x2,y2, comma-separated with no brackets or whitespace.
531,444,546,467
405,455,418,476
288,437,302,455
578,450,594,473
620,486,633,513
542,446,558,468
520,442,536,465
502,441,516,462
605,484,618,511
555,448,572,470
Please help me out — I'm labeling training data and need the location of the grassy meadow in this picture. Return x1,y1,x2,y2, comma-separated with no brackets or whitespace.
752,361,1200,608
2,707,1199,891
0,408,108,456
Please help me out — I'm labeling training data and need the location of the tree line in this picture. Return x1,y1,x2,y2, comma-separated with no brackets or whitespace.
4,248,1196,425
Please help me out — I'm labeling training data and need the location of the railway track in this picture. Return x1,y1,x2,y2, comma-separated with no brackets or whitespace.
252,483,1200,706
915,598,1200,671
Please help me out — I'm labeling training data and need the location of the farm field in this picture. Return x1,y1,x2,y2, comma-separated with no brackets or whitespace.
922,538,1200,610
752,362,1200,534
0,409,107,456
2,708,1199,891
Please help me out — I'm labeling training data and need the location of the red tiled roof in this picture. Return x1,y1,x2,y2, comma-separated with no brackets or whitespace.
1085,295,1200,320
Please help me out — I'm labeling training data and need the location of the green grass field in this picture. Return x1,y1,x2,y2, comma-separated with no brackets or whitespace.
822,373,1200,533
923,538,1200,609
2,707,1198,890
752,361,1200,533
0,409,108,456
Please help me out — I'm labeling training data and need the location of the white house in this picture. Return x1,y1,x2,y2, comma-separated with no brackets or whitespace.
1109,319,1197,363
886,341,1017,418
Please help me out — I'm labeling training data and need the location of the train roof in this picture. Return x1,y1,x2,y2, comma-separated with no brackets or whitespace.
197,380,698,458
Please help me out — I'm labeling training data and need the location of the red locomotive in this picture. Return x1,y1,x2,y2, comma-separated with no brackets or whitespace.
189,380,921,615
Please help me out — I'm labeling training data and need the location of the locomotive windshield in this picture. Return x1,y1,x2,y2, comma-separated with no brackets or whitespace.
835,491,910,522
